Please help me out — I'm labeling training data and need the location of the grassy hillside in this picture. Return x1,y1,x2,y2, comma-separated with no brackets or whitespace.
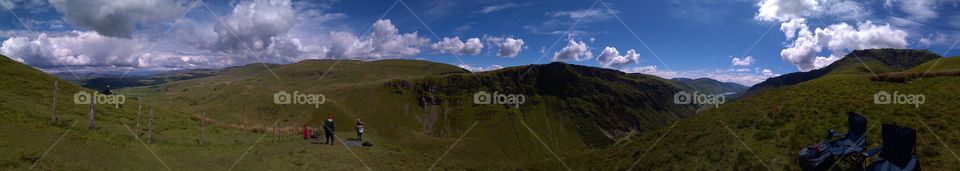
747,49,941,94
0,56,529,170
570,49,960,170
108,59,693,169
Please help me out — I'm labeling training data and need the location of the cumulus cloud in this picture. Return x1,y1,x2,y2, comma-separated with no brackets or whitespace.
211,0,301,59
431,37,483,55
731,56,755,66
755,0,870,22
457,64,503,72
1,31,145,68
596,47,639,68
48,0,187,38
483,36,525,57
781,20,909,71
0,31,242,69
553,37,592,61
780,18,808,39
755,0,820,22
325,19,430,59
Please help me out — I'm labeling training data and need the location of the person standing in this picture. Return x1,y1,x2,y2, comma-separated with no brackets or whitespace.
302,123,309,140
324,114,335,145
356,118,364,142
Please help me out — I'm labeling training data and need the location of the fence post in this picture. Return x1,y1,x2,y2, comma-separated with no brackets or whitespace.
51,81,58,123
87,97,95,130
242,115,247,144
199,112,205,144
136,101,142,128
273,122,278,143
148,109,154,144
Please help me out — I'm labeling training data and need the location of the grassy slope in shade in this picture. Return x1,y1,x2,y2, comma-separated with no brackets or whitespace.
568,49,960,170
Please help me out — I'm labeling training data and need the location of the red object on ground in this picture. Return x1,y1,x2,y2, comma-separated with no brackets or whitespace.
303,124,309,139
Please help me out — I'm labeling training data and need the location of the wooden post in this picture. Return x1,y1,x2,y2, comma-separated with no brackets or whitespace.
136,101,142,128
87,96,95,130
242,115,247,144
199,112,205,144
148,109,154,144
51,81,58,123
273,122,278,143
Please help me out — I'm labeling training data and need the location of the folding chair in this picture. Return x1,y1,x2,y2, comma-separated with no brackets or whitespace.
799,112,868,170
864,124,920,171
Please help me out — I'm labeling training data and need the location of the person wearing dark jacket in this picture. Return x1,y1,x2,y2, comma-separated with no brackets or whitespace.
324,114,335,145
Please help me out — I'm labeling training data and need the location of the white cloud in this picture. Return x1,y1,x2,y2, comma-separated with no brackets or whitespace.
780,18,808,39
0,0,46,10
596,46,639,69
813,55,841,69
731,56,756,66
483,36,525,58
760,69,776,76
816,21,909,57
0,31,145,68
0,31,242,69
553,37,592,61
820,0,871,20
755,0,870,22
918,33,949,47
623,65,658,73
325,19,430,59
780,20,909,71
755,0,820,22
431,37,483,55
898,0,938,21
550,8,618,21
480,2,525,13
457,64,503,72
211,0,300,59
48,0,187,38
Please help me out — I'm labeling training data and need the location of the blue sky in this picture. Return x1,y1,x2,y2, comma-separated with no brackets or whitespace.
0,0,958,85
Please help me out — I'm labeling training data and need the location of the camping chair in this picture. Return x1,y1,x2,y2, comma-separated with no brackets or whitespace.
799,112,868,170
863,124,920,171
824,112,869,167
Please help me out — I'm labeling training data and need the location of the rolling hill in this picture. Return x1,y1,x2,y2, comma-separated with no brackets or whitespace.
571,49,960,170
747,49,941,94
5,48,955,170
1,54,697,170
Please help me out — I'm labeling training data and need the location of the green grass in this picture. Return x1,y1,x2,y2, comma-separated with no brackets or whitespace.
569,54,960,170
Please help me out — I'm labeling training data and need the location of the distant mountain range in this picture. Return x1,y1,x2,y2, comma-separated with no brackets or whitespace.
669,77,749,98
